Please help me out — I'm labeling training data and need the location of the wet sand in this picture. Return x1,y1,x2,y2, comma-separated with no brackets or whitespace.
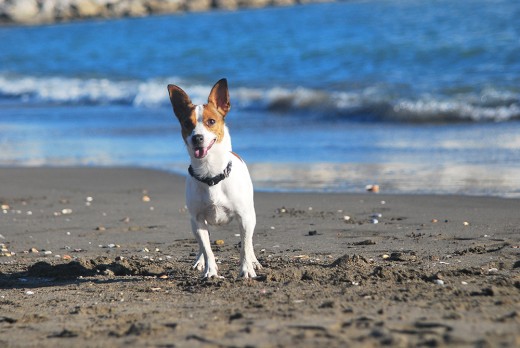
1,167,519,347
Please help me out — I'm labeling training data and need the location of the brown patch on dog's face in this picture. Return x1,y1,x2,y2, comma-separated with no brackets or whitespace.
202,103,226,143
204,78,230,143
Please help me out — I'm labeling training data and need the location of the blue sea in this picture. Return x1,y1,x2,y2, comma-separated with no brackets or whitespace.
1,0,520,197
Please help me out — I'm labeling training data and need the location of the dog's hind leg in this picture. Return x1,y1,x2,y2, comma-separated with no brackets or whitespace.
191,218,220,278
237,214,262,278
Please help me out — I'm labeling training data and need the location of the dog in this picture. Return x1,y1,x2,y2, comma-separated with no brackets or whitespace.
167,78,262,278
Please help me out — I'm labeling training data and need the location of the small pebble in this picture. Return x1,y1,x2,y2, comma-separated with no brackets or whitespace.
142,195,151,202
370,218,379,224
431,219,438,223
86,197,93,202
371,213,382,218
343,215,351,221
43,250,52,255
1,204,9,210
214,240,225,246
61,208,72,215
463,221,470,226
29,247,39,253
433,279,444,285
25,291,35,295
461,281,468,285
308,230,317,236
382,254,390,259
270,226,275,230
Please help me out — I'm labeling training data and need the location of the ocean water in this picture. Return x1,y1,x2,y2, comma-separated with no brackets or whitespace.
1,0,519,196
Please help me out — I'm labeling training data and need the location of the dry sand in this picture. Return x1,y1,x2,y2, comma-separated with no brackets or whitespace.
0,167,519,347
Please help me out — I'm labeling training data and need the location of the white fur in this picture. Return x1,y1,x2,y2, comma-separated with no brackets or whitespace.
184,107,262,279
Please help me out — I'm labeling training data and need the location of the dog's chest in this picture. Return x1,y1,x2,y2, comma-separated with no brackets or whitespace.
200,203,233,226
191,187,234,226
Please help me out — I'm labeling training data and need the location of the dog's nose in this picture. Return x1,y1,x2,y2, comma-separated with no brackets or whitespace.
192,134,204,146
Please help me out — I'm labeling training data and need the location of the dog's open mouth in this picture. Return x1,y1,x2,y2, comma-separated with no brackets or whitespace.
194,138,216,159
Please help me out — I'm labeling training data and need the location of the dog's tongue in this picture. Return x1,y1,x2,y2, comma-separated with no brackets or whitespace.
194,147,208,159
193,139,216,159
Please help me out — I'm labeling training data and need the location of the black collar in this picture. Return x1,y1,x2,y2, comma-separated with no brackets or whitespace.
188,161,232,186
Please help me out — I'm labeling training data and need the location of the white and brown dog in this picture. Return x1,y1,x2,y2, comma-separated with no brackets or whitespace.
167,79,262,278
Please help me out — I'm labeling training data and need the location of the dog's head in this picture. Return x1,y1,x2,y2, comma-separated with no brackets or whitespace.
167,79,231,159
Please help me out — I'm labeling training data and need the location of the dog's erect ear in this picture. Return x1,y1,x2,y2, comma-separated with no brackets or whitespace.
167,84,193,119
208,78,231,117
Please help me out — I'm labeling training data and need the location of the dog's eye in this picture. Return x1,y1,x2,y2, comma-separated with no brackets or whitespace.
207,119,216,126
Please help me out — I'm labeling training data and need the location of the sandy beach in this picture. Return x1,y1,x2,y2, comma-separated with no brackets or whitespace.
0,167,519,347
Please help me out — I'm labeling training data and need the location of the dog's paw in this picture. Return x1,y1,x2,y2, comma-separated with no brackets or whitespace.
239,263,258,279
203,267,223,279
252,261,263,270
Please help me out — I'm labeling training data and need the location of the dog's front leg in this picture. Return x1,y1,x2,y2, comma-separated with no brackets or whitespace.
238,215,262,278
192,247,205,272
190,218,221,278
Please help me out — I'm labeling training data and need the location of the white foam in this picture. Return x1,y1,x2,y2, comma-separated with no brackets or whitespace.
1,73,518,122
392,97,520,122
0,74,135,104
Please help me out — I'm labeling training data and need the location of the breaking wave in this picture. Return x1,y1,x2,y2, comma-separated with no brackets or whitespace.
1,73,519,123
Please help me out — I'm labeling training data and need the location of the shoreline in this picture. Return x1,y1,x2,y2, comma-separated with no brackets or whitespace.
1,166,519,346
0,0,335,26
4,162,519,199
